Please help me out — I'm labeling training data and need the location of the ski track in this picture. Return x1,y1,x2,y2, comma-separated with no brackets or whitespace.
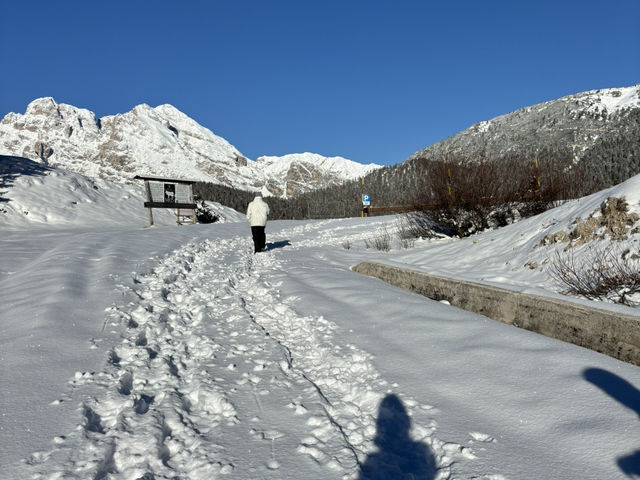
26,222,480,480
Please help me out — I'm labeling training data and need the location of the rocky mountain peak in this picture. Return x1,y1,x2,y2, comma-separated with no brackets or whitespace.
25,97,58,116
0,99,381,196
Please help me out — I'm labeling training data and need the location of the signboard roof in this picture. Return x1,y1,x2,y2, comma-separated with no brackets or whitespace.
133,175,199,185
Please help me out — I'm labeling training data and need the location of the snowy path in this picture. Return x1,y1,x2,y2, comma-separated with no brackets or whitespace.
5,176,640,479
26,224,477,480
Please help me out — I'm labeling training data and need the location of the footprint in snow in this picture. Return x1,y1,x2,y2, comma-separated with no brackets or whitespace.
469,432,496,443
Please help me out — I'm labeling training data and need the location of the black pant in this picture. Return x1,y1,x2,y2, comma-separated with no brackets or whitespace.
251,226,266,253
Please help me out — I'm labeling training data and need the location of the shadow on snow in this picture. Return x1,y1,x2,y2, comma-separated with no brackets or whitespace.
265,240,292,251
358,394,437,480
583,367,640,476
0,155,50,203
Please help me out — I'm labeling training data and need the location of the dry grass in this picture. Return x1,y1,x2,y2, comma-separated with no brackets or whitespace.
549,244,640,306
364,227,392,252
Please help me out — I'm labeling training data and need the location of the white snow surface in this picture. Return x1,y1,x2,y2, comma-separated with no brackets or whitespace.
0,157,242,228
583,85,640,115
1,162,640,480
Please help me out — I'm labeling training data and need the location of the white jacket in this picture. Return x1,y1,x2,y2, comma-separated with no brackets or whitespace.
246,196,269,226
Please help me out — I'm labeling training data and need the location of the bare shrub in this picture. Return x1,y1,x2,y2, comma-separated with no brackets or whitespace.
396,212,440,240
415,157,537,236
409,152,596,237
398,234,415,249
549,244,640,306
364,227,391,252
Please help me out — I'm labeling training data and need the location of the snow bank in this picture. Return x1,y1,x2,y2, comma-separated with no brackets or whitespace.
384,173,640,304
0,157,243,229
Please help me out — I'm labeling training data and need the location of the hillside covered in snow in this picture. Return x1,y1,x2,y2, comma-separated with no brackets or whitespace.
0,155,246,228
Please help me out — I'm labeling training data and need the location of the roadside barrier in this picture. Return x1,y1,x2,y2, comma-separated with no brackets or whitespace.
352,261,640,366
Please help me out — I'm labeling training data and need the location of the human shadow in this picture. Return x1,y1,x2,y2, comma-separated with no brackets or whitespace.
358,394,437,480
0,155,50,203
265,240,291,251
583,367,640,476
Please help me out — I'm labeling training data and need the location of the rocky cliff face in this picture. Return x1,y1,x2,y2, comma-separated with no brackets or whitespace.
256,153,380,197
0,98,380,197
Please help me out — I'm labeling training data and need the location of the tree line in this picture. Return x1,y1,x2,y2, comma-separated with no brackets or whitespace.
194,115,640,236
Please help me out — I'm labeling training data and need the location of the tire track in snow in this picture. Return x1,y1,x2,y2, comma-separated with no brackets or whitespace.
27,226,478,479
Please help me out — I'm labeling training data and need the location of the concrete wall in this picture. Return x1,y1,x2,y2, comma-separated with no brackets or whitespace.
352,261,640,366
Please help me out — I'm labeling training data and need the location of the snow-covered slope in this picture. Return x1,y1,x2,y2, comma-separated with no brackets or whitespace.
0,99,381,196
385,172,640,307
0,155,241,228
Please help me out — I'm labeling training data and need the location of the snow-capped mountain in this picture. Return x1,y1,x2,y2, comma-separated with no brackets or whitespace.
0,98,380,197
408,84,640,166
256,152,379,197
3,144,640,479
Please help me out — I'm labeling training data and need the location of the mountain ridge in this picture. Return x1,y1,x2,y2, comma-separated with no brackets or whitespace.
349,84,640,210
0,98,381,197
2,84,638,205
408,84,640,166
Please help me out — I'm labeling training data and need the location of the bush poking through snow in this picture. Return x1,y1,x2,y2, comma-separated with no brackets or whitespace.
396,212,440,240
399,236,415,249
549,244,640,306
364,227,391,252
195,200,220,224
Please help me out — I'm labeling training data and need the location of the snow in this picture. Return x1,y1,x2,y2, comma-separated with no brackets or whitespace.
1,161,640,479
474,121,492,133
584,85,640,116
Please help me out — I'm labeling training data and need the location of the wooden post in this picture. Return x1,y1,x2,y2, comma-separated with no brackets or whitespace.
144,180,154,226
189,184,197,224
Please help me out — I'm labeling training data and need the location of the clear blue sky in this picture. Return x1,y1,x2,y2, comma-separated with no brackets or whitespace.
1,1,638,166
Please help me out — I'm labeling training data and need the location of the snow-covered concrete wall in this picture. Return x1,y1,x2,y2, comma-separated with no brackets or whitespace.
352,261,640,366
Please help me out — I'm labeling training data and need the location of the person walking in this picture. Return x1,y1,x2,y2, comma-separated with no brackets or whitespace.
246,193,269,253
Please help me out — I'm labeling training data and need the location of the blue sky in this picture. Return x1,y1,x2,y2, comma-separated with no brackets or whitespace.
1,1,638,166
